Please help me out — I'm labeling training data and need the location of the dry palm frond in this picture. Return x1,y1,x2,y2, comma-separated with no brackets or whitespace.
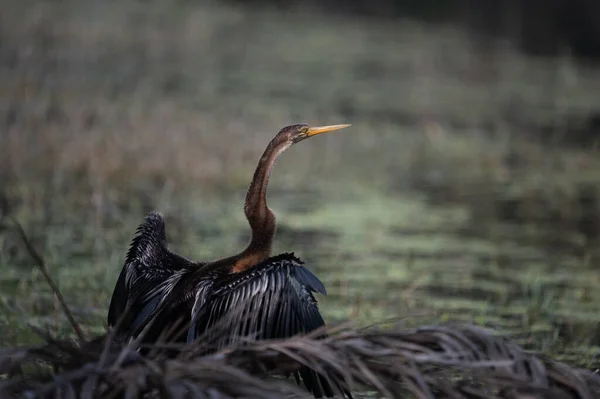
1,322,599,399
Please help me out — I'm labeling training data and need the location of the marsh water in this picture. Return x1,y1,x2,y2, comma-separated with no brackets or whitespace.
1,1,600,371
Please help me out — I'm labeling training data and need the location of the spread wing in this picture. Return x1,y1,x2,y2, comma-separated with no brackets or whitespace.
107,211,197,340
187,253,344,398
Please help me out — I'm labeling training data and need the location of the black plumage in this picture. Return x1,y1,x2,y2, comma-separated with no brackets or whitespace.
107,212,201,342
108,212,343,398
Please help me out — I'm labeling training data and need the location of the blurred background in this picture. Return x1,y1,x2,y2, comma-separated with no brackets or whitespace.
1,0,599,368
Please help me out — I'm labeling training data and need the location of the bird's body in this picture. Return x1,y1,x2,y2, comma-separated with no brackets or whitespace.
108,212,327,348
107,124,351,398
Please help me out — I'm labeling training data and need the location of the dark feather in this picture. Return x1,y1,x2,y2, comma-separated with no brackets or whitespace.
187,253,344,398
107,212,199,340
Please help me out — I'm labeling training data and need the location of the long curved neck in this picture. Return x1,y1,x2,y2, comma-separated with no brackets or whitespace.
231,139,291,272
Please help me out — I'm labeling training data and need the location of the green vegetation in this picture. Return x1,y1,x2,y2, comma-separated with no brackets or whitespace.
1,0,599,373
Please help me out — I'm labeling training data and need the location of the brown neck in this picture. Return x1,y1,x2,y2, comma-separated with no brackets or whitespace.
230,138,290,273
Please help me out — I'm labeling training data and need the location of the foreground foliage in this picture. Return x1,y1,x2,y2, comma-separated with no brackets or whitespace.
1,321,599,398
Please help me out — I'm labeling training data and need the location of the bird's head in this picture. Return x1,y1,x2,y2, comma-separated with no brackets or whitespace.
275,123,351,145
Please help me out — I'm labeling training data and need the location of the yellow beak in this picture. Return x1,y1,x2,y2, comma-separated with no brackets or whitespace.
306,124,351,137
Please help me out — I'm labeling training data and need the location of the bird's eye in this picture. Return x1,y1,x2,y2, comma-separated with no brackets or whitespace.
299,126,309,134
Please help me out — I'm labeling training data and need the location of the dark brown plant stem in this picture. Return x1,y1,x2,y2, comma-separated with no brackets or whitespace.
8,216,84,342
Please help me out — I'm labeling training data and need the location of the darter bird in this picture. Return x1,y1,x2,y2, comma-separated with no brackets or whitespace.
107,123,352,398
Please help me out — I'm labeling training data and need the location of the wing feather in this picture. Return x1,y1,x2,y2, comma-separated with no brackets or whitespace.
188,254,343,397
107,211,197,340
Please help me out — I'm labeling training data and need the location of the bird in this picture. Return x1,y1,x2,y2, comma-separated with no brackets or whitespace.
107,123,352,398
